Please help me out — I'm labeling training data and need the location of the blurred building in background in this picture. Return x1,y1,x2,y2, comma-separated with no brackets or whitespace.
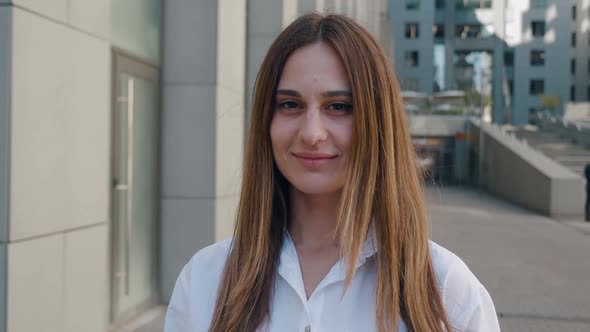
0,1,389,332
573,0,590,105
390,0,580,125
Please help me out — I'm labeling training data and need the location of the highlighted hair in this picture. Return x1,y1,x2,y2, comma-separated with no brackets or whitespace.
209,13,453,332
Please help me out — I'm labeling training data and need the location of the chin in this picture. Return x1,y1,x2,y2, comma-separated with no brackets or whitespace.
289,178,343,195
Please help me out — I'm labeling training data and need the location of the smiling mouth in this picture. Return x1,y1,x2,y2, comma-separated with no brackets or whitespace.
292,152,337,168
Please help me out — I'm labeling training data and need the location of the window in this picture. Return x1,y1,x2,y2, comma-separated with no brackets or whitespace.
406,0,420,10
456,0,492,10
405,51,419,67
587,85,590,101
530,50,545,66
529,107,539,124
507,80,514,97
573,5,577,20
530,0,547,8
571,59,576,74
571,85,576,101
572,32,576,47
504,51,514,66
456,24,493,39
531,21,545,38
436,0,445,9
405,23,420,39
433,24,445,39
529,79,544,95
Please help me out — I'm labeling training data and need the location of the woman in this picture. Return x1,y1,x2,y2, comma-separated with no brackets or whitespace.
165,13,500,332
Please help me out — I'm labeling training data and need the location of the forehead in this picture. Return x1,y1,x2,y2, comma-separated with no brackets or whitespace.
278,41,350,89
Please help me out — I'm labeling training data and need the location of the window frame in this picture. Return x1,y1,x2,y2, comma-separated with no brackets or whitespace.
405,22,420,39
405,0,420,10
531,21,546,38
529,79,545,95
433,24,445,39
405,50,420,67
530,50,545,66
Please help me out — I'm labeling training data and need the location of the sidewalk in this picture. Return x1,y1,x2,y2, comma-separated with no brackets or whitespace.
116,306,165,332
427,186,590,331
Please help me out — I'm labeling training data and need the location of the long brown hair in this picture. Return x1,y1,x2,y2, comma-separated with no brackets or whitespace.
209,13,453,332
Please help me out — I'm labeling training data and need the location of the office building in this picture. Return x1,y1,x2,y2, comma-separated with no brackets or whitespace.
390,0,572,124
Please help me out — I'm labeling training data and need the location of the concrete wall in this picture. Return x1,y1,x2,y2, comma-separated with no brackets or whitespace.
246,0,286,118
160,0,246,301
468,120,585,219
0,6,10,332
0,1,111,331
408,115,468,137
537,116,590,149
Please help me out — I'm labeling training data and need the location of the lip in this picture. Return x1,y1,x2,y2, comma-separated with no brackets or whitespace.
293,152,337,159
292,152,337,168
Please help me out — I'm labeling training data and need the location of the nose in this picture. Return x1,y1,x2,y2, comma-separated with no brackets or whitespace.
299,107,328,146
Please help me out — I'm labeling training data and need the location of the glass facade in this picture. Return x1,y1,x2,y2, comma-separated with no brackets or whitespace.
455,24,495,39
433,44,446,92
453,51,493,110
406,0,420,10
112,0,162,64
456,0,492,10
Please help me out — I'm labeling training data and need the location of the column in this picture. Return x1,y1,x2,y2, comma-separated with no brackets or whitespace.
160,0,246,300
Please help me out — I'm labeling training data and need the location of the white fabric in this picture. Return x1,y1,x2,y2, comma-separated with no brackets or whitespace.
164,232,500,332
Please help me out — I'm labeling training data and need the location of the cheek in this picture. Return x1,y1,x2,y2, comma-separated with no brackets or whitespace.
269,116,292,156
332,118,354,154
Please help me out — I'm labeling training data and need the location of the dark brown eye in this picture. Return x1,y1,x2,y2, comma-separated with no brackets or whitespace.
278,101,300,109
328,102,353,112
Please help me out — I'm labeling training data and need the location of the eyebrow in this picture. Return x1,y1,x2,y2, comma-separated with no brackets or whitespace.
276,89,301,97
275,89,352,98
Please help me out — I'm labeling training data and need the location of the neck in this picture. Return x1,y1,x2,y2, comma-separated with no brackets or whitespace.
287,186,341,249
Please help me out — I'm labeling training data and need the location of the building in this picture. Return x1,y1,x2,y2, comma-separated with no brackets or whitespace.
0,1,389,331
389,0,572,125
573,0,590,103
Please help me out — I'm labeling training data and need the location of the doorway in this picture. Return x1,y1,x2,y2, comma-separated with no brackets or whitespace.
110,51,160,325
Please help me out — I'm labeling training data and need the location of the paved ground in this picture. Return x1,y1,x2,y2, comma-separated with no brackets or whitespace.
428,186,590,331
123,186,590,331
504,125,590,176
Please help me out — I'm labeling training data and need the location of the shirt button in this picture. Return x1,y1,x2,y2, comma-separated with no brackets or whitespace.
304,325,311,332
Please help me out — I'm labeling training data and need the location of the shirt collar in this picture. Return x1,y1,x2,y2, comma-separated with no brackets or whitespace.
278,222,378,277
277,223,378,301
358,222,378,265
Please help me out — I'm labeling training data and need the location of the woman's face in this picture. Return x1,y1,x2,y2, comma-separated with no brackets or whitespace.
270,41,353,195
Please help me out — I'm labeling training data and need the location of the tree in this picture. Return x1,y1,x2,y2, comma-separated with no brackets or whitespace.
539,94,561,116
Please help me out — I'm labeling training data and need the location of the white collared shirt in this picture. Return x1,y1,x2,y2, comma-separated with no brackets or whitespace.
164,233,500,332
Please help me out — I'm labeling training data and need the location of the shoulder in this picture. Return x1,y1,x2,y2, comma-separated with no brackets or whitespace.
428,241,501,332
184,238,233,277
165,239,233,332
177,239,233,299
